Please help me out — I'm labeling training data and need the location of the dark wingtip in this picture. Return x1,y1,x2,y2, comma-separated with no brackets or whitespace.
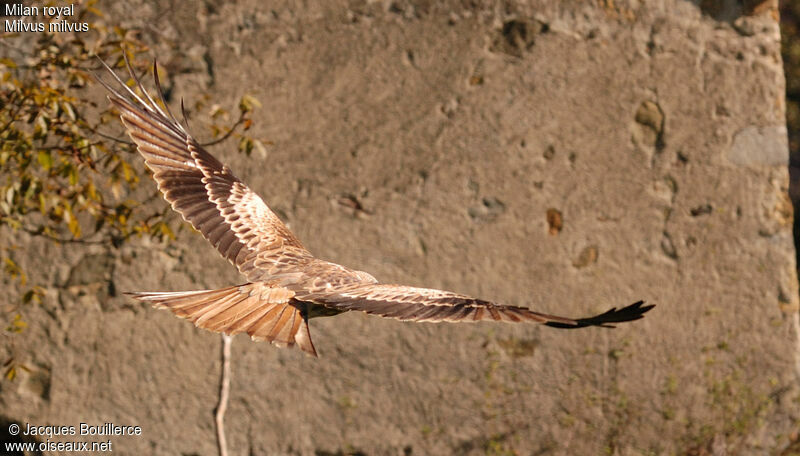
545,300,654,329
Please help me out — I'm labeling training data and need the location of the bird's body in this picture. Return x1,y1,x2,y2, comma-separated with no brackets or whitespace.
96,56,653,357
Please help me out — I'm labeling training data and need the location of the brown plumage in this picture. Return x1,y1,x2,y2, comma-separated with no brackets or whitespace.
96,56,654,357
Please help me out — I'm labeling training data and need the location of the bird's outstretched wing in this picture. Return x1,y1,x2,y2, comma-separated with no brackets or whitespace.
98,55,654,335
95,57,312,283
294,283,654,328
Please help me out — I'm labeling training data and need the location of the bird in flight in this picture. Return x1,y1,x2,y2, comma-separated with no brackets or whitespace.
95,56,654,357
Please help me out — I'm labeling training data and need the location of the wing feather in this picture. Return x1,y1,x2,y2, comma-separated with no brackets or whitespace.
96,58,313,282
295,283,653,327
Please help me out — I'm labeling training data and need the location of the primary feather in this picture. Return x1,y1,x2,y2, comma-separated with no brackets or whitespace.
96,55,654,357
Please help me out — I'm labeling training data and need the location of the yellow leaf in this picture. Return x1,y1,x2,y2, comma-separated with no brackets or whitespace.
157,222,175,240
67,209,81,238
37,150,53,170
68,167,79,186
5,187,14,205
110,181,121,199
253,139,268,158
3,257,26,286
121,161,133,183
86,181,98,201
7,314,26,333
239,95,261,113
34,114,48,140
209,104,226,119
62,102,76,121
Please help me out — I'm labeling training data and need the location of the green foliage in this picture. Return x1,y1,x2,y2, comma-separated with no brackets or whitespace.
1,29,163,245
1,17,156,364
1,3,261,379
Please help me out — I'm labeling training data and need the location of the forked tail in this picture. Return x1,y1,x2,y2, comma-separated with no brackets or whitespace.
126,283,317,356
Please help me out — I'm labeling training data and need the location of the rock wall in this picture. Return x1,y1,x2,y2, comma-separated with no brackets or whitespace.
2,1,798,454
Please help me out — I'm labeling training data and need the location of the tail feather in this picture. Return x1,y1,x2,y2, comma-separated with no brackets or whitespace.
268,306,298,346
225,299,277,335
197,292,261,331
247,301,289,341
125,283,318,356
189,290,245,326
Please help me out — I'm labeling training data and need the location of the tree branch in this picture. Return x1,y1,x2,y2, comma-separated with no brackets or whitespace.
201,110,247,147
214,334,232,456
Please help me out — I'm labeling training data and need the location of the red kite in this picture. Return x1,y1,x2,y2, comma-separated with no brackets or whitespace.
96,57,653,357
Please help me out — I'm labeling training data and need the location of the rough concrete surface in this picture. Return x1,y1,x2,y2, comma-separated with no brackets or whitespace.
1,0,798,455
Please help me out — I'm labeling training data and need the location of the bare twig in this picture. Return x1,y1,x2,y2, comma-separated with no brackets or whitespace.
201,111,248,147
89,127,135,146
214,334,233,456
19,227,106,244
